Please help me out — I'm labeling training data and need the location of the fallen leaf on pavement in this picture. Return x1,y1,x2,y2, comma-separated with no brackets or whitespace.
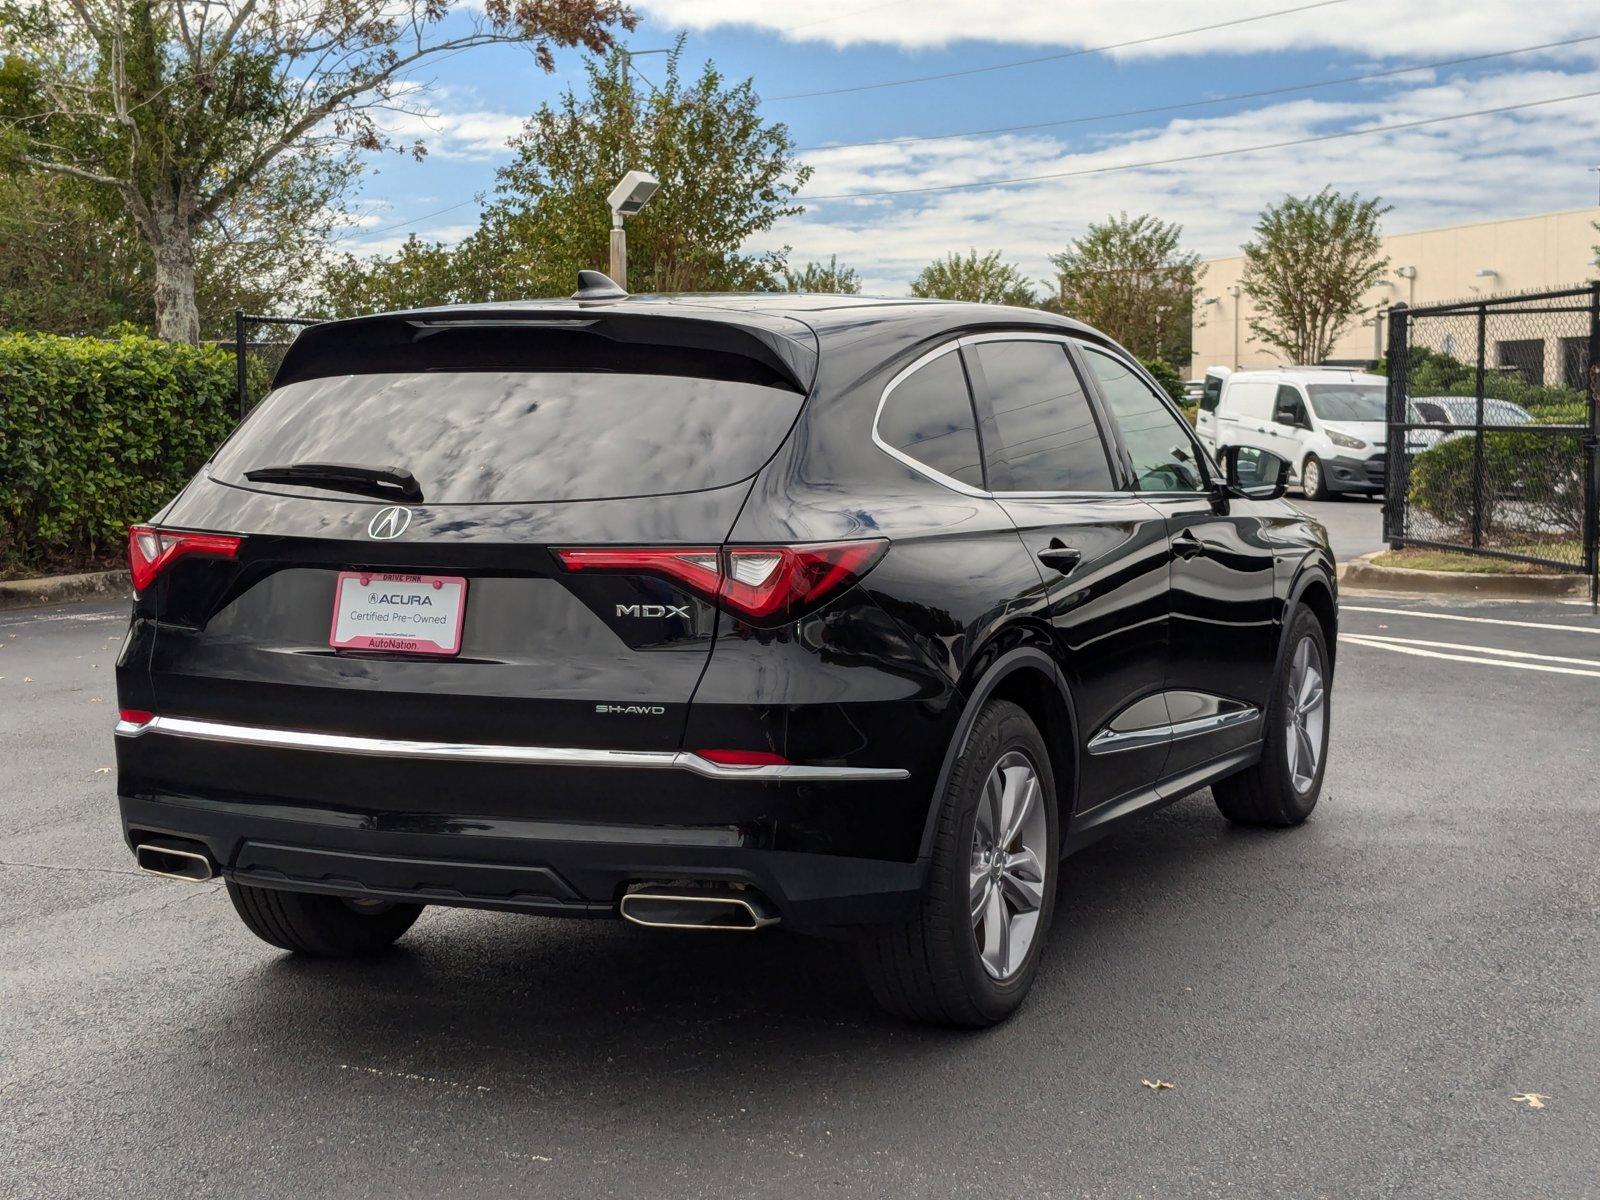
89,697,104,703
1141,1079,1174,1090
1511,1093,1548,1109
94,768,112,775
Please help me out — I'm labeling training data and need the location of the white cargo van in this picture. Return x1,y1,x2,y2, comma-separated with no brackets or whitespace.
1195,367,1387,500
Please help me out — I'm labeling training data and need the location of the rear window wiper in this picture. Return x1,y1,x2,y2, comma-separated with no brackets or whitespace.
243,462,424,503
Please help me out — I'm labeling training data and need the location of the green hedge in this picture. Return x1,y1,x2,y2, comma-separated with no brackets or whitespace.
0,332,236,573
1408,431,1584,542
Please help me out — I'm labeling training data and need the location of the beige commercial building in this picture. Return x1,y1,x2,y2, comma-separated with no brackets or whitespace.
1190,206,1600,378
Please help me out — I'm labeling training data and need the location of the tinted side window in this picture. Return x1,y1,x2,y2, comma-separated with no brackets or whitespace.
1275,385,1305,421
973,340,1114,492
1082,347,1207,494
877,349,985,489
1200,374,1225,412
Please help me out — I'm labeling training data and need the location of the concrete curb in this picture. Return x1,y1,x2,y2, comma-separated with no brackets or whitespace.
1338,551,1588,598
0,570,129,610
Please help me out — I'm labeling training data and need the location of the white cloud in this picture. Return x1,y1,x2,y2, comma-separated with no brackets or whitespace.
762,65,1600,293
635,0,1599,58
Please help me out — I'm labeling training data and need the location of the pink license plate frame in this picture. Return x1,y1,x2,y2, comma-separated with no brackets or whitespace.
328,571,467,657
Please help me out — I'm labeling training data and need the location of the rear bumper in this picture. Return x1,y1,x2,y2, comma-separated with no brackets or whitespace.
120,793,924,933
115,717,932,934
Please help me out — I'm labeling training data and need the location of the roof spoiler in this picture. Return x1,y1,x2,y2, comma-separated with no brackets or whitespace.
271,306,818,395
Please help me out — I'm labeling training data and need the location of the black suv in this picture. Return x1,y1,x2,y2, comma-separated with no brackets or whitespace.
115,289,1335,1026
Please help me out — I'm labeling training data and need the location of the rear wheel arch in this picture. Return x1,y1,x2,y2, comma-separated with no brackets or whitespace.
920,646,1080,860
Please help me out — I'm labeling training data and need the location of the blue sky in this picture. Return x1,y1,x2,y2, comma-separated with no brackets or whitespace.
340,0,1600,293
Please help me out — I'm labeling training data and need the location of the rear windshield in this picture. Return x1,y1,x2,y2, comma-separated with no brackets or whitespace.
211,371,805,504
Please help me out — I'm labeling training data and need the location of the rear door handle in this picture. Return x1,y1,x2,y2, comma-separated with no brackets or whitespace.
1172,530,1204,560
1037,542,1083,575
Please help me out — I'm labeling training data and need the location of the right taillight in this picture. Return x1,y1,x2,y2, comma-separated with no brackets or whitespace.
556,540,887,626
128,526,242,593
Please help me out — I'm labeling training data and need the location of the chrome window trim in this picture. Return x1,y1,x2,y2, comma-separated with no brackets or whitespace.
115,715,910,782
871,340,990,498
1086,705,1261,756
871,331,1131,502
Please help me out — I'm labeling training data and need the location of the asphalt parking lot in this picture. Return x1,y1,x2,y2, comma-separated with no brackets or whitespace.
3,590,1596,1199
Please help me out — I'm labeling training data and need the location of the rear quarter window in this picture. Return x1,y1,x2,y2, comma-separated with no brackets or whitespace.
875,349,985,489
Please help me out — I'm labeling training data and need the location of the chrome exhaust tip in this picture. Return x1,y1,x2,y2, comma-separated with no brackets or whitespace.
619,887,778,932
134,838,216,882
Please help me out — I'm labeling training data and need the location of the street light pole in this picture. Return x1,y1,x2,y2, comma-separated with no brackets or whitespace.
604,170,659,292
1227,285,1241,368
609,217,628,289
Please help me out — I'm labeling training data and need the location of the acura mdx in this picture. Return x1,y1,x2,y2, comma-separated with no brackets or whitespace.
115,284,1336,1026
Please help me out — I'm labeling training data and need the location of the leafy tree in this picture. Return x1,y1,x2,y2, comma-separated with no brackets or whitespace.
1240,188,1389,364
477,38,810,296
0,0,631,342
0,173,147,333
1138,356,1186,404
320,234,502,319
781,255,861,294
909,250,1036,306
0,166,345,336
1047,213,1202,367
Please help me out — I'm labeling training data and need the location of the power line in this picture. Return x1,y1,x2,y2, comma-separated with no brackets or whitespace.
763,0,1353,102
798,34,1600,153
335,198,479,243
803,88,1600,200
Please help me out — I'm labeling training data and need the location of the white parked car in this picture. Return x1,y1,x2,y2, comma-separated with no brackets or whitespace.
1196,367,1387,500
1406,396,1533,452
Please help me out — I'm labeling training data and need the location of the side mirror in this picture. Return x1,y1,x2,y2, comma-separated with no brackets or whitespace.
1273,404,1301,427
1224,445,1289,500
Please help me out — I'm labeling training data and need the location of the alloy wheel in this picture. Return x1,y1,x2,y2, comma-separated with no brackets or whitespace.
1285,636,1326,794
969,750,1049,981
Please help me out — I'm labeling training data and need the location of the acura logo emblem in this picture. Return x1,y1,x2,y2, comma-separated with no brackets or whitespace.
367,506,413,540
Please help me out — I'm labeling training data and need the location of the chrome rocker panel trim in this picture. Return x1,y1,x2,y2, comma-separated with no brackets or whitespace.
1086,705,1261,756
114,715,910,782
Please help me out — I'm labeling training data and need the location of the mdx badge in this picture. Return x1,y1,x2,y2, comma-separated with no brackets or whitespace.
615,603,690,618
367,506,413,540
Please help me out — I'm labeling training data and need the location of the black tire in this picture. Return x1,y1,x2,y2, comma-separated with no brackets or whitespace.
1213,606,1330,827
226,881,423,957
1300,455,1330,501
858,699,1059,1027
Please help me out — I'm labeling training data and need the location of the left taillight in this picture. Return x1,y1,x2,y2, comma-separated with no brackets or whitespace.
128,525,242,593
556,539,887,626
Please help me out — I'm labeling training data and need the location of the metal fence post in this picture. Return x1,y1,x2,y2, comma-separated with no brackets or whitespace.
1384,303,1409,549
234,308,248,422
1471,302,1487,551
1587,282,1599,610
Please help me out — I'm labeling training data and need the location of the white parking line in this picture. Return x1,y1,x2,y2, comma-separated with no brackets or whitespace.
1342,633,1600,668
1340,633,1600,678
1341,605,1600,636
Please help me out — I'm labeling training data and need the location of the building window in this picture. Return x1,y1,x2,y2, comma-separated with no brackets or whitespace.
1495,339,1544,386
1559,337,1591,390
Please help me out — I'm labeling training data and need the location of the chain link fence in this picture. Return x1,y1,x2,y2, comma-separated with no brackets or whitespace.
230,310,324,420
1383,285,1599,598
